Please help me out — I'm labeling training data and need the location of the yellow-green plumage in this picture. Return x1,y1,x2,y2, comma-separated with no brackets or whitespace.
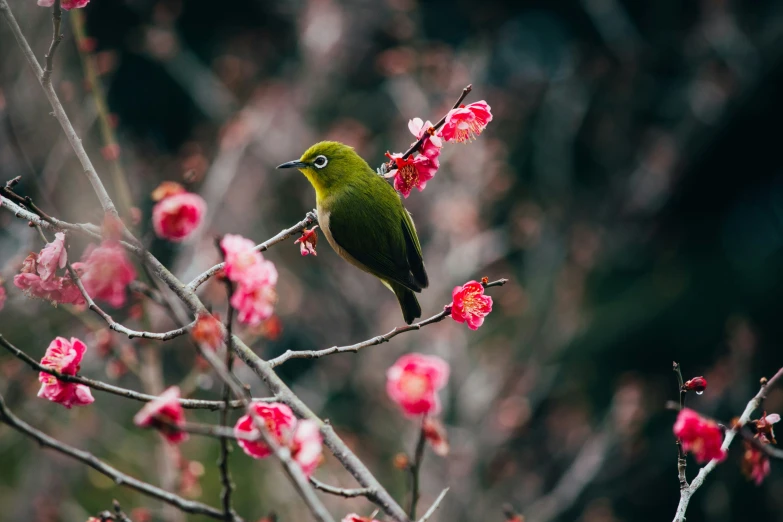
278,141,428,324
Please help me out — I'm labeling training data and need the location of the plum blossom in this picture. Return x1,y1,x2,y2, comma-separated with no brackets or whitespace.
37,232,67,281
294,226,319,256
752,412,780,444
439,101,493,143
290,420,323,477
152,192,206,242
37,0,90,10
79,241,136,307
235,402,297,460
408,118,442,159
191,313,224,350
220,234,264,285
221,234,278,325
133,386,188,444
742,441,771,485
234,402,323,477
448,280,493,330
38,337,95,409
386,353,450,417
673,408,726,463
384,152,439,199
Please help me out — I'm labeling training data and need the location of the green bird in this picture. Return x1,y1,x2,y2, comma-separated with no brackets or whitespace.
278,141,428,324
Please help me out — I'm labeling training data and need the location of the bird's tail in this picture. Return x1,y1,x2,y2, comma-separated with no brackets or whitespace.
391,283,422,325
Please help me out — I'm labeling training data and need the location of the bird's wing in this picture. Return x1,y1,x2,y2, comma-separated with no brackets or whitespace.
326,187,424,292
401,209,429,289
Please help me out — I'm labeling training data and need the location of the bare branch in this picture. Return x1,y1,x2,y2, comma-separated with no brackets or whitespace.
309,477,377,499
41,0,63,84
63,262,194,341
0,394,231,520
186,211,318,292
409,418,427,519
0,334,273,410
0,0,122,219
672,367,783,522
269,279,509,368
416,488,449,522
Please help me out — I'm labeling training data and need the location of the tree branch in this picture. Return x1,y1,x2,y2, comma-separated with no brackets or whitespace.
672,367,783,522
416,488,449,522
408,418,427,519
0,0,121,218
309,477,377,499
0,334,272,410
0,394,230,520
269,279,508,368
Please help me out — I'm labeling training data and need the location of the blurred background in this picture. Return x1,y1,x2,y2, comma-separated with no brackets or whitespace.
2,0,783,521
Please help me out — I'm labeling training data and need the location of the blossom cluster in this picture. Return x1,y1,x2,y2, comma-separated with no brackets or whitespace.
38,337,95,408
13,233,84,305
220,234,278,326
742,412,780,485
234,402,323,477
673,408,726,464
385,101,492,198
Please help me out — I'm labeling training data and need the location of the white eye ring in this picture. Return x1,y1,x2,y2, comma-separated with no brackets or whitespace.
313,155,328,169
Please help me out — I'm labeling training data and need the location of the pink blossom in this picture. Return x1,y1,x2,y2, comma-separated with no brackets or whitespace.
294,226,319,256
13,271,85,306
133,386,188,444
384,152,439,199
439,101,493,143
742,441,771,485
673,408,726,463
290,420,323,477
386,353,450,417
408,118,442,159
0,283,5,312
37,232,67,282
234,402,297,460
80,241,136,307
220,234,263,286
448,280,493,330
152,192,206,242
38,337,95,409
221,239,278,326
37,0,90,10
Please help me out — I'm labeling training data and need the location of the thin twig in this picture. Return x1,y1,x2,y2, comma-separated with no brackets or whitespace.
219,249,237,522
396,84,472,162
672,367,783,522
41,0,63,84
186,211,318,292
0,394,230,520
0,334,271,410
417,488,449,522
63,262,194,340
409,417,427,519
672,362,688,489
269,279,508,368
309,477,378,499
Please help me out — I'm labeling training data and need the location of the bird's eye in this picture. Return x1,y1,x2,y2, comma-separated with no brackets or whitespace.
314,155,328,169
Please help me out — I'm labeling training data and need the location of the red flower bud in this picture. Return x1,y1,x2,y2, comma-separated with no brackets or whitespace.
683,376,707,393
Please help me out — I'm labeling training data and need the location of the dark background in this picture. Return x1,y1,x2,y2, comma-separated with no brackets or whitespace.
1,0,783,521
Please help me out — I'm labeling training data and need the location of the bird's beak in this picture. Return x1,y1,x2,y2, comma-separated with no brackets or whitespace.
276,160,307,169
